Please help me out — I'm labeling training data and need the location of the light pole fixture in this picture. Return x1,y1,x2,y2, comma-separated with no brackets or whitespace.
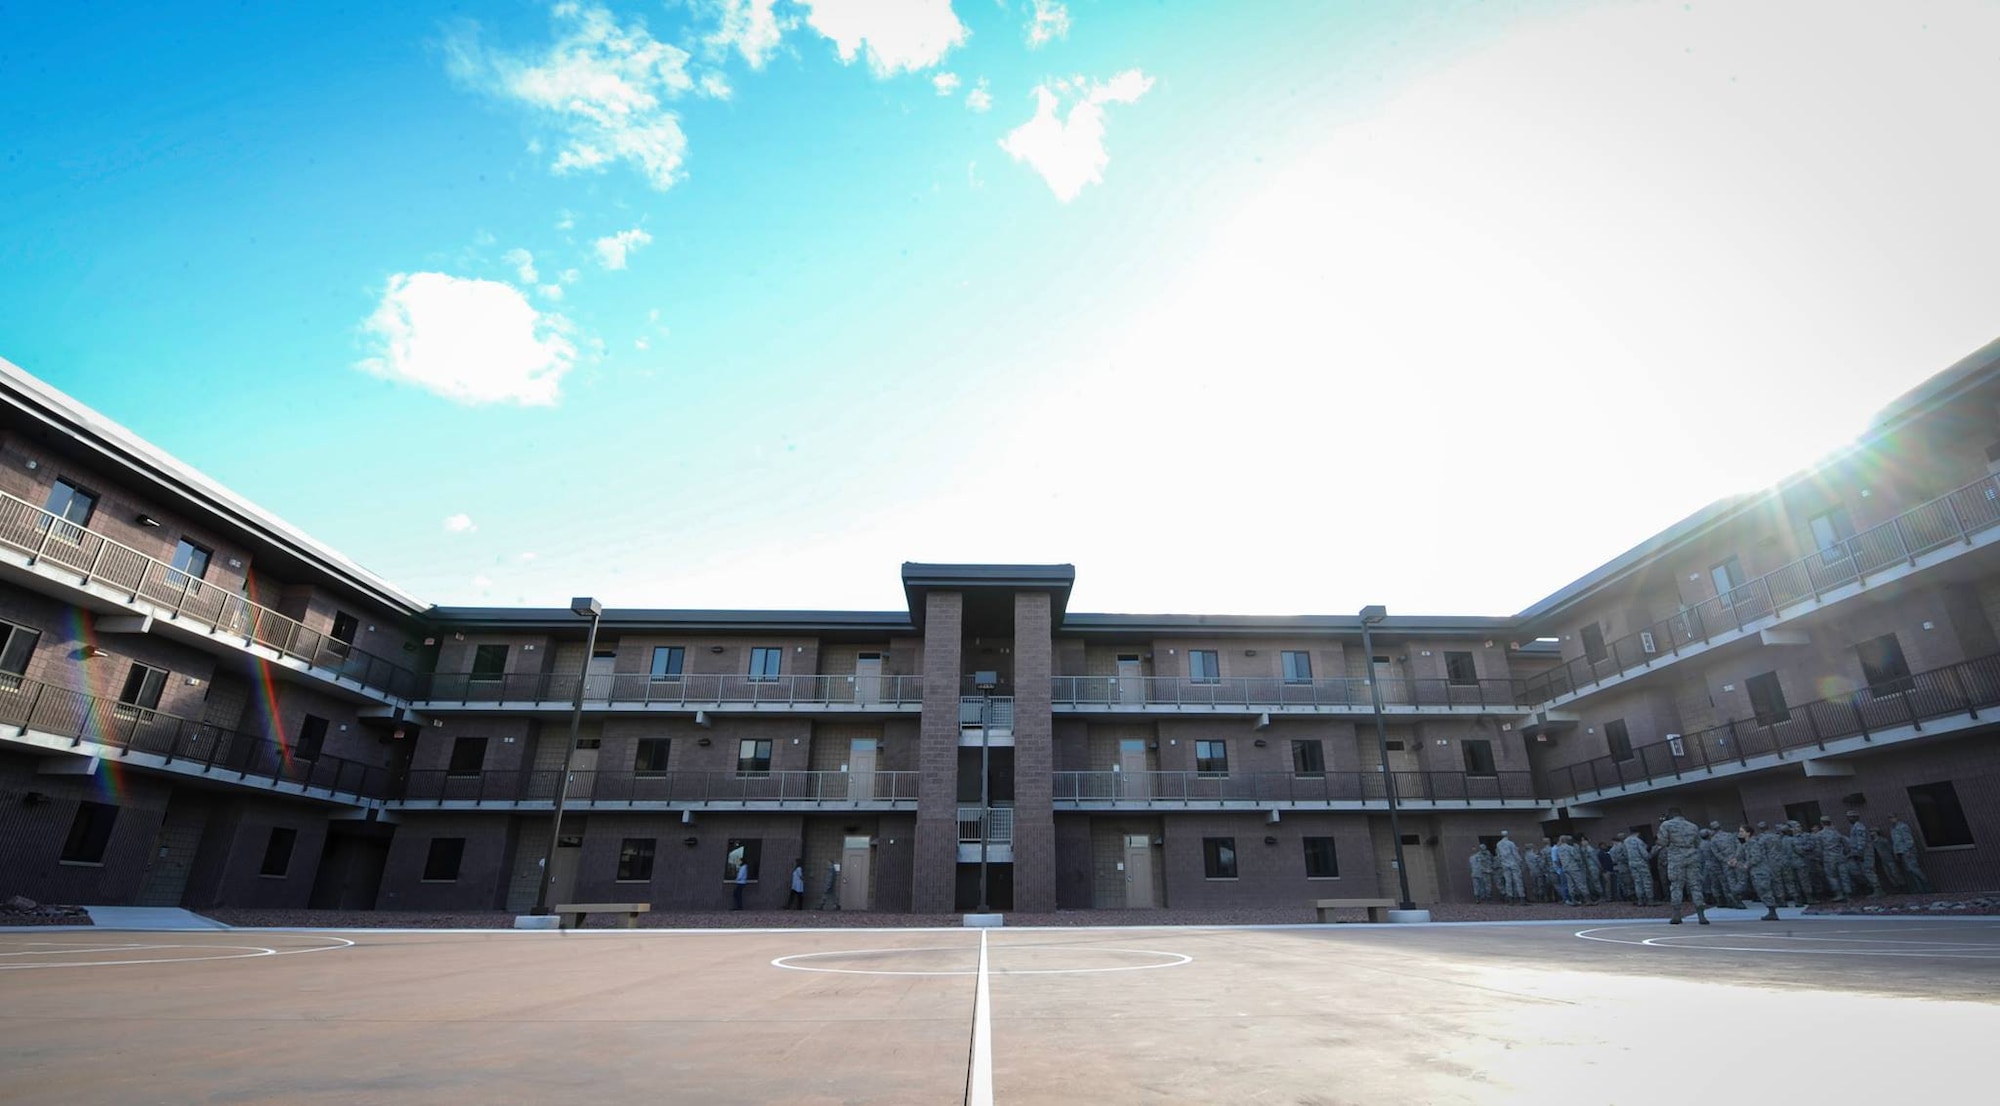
531,596,604,917
973,669,998,914
1360,604,1415,911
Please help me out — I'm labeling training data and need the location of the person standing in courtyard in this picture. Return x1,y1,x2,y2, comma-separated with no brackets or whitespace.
1706,821,1746,909
1610,831,1633,903
1815,817,1854,902
1658,807,1708,925
1623,829,1655,906
1889,813,1933,894
787,858,806,909
818,859,842,910
1739,822,1783,921
1867,827,1904,893
1495,830,1525,904
733,854,751,910
1470,842,1494,903
1845,811,1882,897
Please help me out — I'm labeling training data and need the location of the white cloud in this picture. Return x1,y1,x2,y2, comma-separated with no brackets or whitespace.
635,336,651,351
803,0,967,76
706,0,787,68
448,4,700,191
933,71,960,96
999,69,1153,201
357,272,578,406
965,78,991,112
444,513,477,533
555,209,575,231
1026,0,1069,48
518,552,539,562
472,574,494,589
594,227,654,270
700,71,732,99
502,247,538,284
560,268,581,284
538,283,565,301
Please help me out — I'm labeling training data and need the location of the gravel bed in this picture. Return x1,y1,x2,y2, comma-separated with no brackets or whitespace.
1803,892,2000,917
0,908,91,927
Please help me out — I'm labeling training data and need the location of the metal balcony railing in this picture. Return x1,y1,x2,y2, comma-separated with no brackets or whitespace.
1050,675,1525,711
415,671,924,707
1517,472,2000,706
0,673,389,800
958,804,1014,844
0,492,419,699
1544,651,2000,800
394,767,920,805
959,696,1016,729
1050,769,1539,805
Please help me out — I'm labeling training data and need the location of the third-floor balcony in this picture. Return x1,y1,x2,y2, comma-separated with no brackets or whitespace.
0,491,418,702
392,767,920,810
1050,675,1525,715
412,671,925,713
1052,769,1541,809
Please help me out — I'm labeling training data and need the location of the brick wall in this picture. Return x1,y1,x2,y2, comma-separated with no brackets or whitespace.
1013,591,1055,911
912,592,962,912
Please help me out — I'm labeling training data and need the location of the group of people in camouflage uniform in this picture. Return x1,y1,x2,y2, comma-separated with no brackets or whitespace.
1469,809,1933,923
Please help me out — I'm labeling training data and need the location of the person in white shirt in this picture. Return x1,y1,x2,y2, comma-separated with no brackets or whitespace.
787,859,805,909
732,856,751,910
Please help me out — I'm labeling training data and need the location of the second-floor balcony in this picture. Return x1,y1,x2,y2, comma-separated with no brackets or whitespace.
0,491,418,701
392,767,921,809
413,671,925,712
1052,769,1541,808
1050,675,1525,714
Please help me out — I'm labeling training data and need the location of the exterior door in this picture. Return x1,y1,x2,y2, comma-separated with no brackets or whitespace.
134,798,209,907
848,737,878,801
839,836,872,911
1372,655,1401,705
1117,655,1143,705
1118,738,1150,800
1124,834,1154,907
585,651,617,701
854,653,883,705
548,833,584,905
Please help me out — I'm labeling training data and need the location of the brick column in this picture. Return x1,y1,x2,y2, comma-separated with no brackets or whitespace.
1012,591,1056,912
912,591,964,913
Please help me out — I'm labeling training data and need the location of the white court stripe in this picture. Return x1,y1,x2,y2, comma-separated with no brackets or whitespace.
966,929,993,1106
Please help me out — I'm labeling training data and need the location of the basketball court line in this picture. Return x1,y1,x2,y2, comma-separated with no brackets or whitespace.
1575,926,2000,958
0,935,354,970
967,929,993,1106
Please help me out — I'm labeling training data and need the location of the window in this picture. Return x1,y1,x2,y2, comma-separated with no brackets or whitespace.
737,738,772,776
1783,800,1822,829
41,478,97,540
1580,624,1607,664
295,714,328,761
1291,739,1325,778
748,647,782,682
617,838,657,882
1605,719,1633,762
1808,507,1855,557
471,644,509,680
634,738,670,775
1746,671,1790,725
649,646,685,681
330,612,359,645
1444,651,1477,685
117,663,167,717
1302,836,1339,878
1462,739,1496,777
1710,556,1746,608
1856,633,1913,696
422,838,465,881
167,538,211,589
1189,650,1220,684
1908,782,1974,847
447,737,488,776
1281,651,1312,684
0,619,41,689
725,838,761,882
60,800,117,864
259,827,297,877
1203,837,1238,879
1194,739,1229,777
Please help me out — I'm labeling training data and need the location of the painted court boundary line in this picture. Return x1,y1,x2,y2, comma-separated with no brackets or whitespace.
966,928,992,1106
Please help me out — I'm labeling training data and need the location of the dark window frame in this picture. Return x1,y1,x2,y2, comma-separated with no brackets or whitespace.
649,646,685,681
1290,739,1325,778
1280,651,1312,684
295,714,328,761
1443,651,1477,685
748,647,782,682
1746,671,1790,726
42,478,98,541
1461,738,1497,777
60,800,118,865
616,838,657,882
259,826,298,877
1710,556,1746,609
1203,836,1238,879
447,736,488,776
0,619,41,689
1302,836,1339,878
1189,650,1221,684
1580,624,1607,664
167,538,212,590
725,838,761,882
1194,739,1229,777
117,662,167,718
634,737,670,775
1605,719,1633,762
1856,633,1914,696
470,644,509,680
737,738,773,776
1908,782,1974,848
422,837,466,882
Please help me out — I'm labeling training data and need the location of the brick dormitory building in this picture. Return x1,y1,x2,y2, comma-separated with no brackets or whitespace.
3,343,2000,918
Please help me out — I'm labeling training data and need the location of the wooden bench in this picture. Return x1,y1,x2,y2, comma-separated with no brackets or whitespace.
1314,898,1398,924
554,902,651,929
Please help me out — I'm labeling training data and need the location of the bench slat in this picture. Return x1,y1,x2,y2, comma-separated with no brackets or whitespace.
553,903,650,912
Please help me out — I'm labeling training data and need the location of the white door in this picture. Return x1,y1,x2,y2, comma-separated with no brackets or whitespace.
840,837,872,911
1124,835,1154,908
549,833,584,905
568,738,600,800
1372,655,1400,706
586,651,617,701
849,737,878,802
854,653,883,705
1118,738,1150,800
1117,655,1143,705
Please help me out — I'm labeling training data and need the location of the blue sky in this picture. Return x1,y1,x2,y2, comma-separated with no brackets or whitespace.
3,1,1998,617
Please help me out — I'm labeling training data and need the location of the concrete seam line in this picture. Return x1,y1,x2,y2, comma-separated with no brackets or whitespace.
966,929,993,1106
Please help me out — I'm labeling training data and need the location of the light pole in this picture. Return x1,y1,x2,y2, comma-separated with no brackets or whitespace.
1360,604,1415,911
974,670,997,913
531,596,603,917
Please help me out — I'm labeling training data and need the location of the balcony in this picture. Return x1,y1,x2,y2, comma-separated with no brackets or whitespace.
391,767,920,810
0,492,418,701
412,671,924,713
1544,652,2000,803
957,804,1013,862
1517,471,2000,710
1051,675,1524,715
0,673,388,802
1051,769,1541,809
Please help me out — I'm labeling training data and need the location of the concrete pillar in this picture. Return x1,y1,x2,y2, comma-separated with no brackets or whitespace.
912,591,964,913
1012,591,1056,911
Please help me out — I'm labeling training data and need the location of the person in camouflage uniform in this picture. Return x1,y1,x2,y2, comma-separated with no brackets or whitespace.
1623,829,1655,906
1576,834,1604,903
1739,821,1783,921
1706,821,1747,908
1867,828,1904,893
1889,813,1932,894
1556,835,1592,905
1470,842,1495,904
1524,840,1547,903
1495,829,1526,903
1658,807,1708,924
1790,821,1822,900
1815,817,1854,901
1609,831,1633,902
1698,828,1721,902
1845,811,1882,897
